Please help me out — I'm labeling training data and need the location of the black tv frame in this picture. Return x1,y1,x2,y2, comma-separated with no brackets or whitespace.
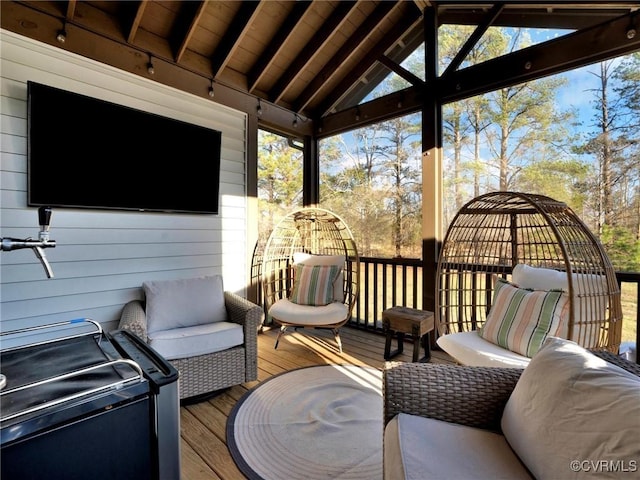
27,81,222,214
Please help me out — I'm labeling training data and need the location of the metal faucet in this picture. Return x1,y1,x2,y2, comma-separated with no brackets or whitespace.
1,206,56,278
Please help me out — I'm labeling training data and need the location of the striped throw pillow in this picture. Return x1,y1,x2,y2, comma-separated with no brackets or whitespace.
289,264,342,306
479,277,569,358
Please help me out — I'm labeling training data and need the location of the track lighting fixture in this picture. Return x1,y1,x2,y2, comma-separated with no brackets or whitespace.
147,55,155,75
293,113,299,128
56,25,67,44
208,79,215,98
257,99,263,116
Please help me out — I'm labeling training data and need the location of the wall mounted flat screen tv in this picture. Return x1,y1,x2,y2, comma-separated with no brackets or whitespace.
27,81,222,214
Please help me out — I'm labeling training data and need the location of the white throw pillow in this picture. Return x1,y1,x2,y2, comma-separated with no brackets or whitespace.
143,275,228,334
501,337,640,479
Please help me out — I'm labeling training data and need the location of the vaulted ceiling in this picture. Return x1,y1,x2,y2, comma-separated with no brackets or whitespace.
2,1,640,136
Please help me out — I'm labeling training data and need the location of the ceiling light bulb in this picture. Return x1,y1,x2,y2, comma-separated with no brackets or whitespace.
257,100,263,116
208,85,215,97
56,29,66,43
627,27,637,39
147,61,155,75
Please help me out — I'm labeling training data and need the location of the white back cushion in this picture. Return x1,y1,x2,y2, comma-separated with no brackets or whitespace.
512,264,609,346
502,337,640,479
143,275,228,334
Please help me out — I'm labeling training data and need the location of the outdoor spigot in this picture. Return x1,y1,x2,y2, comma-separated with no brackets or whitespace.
0,206,56,278
38,206,52,242
34,246,54,279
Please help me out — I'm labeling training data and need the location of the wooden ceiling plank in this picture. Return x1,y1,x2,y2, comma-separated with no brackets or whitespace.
175,1,207,63
248,1,312,94
440,10,640,103
441,2,504,78
127,1,148,44
293,0,397,113
210,1,261,79
269,1,359,106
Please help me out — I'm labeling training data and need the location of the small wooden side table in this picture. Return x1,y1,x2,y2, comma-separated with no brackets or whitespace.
382,306,434,362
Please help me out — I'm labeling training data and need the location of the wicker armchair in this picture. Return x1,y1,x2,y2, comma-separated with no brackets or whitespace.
384,350,639,427
383,349,640,479
119,290,262,401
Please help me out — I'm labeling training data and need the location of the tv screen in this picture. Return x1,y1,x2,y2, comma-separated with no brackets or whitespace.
27,81,222,214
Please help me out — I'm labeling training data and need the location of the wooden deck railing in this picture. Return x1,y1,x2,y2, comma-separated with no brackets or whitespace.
351,257,639,363
251,254,639,362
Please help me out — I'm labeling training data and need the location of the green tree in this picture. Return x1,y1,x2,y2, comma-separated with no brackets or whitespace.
257,130,303,241
484,75,572,191
578,58,640,249
377,114,422,257
613,52,640,243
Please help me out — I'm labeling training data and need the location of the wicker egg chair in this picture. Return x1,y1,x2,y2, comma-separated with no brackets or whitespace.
261,207,360,353
436,191,622,367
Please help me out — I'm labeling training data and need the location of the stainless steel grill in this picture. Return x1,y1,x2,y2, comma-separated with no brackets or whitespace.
1,320,180,480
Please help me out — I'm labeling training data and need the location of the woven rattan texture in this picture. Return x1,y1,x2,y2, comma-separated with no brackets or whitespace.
436,191,622,352
383,362,522,430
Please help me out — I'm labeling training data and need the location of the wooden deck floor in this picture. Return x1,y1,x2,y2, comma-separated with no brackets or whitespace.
179,326,455,480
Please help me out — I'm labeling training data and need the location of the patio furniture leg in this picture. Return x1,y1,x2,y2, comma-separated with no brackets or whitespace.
333,328,343,353
274,325,287,349
384,331,405,360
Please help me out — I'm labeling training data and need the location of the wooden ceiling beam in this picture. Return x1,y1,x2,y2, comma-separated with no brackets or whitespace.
377,55,425,87
174,1,207,63
210,1,261,80
248,1,312,94
437,5,640,30
65,0,76,20
317,86,422,138
292,0,397,113
440,10,640,103
126,1,147,44
269,1,359,105
313,6,421,118
441,2,504,78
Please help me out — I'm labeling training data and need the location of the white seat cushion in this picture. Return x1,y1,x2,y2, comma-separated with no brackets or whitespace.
269,298,348,326
436,331,530,368
384,413,532,480
502,337,640,479
148,321,243,360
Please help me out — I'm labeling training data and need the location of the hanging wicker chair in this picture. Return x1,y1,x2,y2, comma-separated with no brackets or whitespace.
436,191,622,367
261,207,360,353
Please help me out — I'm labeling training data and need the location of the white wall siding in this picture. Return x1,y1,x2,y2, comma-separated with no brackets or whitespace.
0,30,250,333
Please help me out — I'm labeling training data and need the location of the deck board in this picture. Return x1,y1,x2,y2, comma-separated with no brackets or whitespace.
179,326,455,480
